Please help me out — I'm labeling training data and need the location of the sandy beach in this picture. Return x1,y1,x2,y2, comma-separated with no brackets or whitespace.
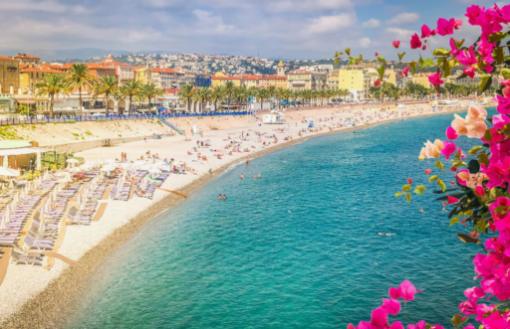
0,101,480,328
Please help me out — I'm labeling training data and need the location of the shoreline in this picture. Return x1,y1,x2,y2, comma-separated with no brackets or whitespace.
0,103,472,328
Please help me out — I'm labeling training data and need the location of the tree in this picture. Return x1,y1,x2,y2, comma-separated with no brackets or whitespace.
94,75,118,116
256,88,270,112
224,81,236,110
120,80,142,115
67,64,93,117
36,74,68,117
141,83,163,110
210,86,225,112
178,84,194,112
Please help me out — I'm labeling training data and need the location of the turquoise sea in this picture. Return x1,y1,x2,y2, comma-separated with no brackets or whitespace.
67,114,478,329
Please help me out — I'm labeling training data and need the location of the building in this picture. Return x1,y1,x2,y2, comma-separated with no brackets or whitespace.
211,73,287,89
86,63,116,79
287,70,327,91
150,67,185,89
410,72,430,88
0,56,20,95
13,53,41,66
335,65,398,100
90,54,134,85
327,70,339,90
19,64,66,95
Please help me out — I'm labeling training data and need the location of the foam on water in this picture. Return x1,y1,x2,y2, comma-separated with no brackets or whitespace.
67,114,478,329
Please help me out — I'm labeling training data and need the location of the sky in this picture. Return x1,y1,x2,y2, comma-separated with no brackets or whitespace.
0,0,500,60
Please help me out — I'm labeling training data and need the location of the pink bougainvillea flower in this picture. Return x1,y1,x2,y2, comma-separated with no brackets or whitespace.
465,5,482,25
489,197,510,222
410,33,422,49
496,95,510,115
374,79,382,88
475,185,485,197
441,142,457,160
450,107,487,139
456,47,477,66
407,320,426,329
446,126,458,140
447,196,460,204
388,280,418,301
466,106,487,121
370,307,388,327
436,17,456,36
419,139,444,160
463,66,475,79
392,40,400,48
428,72,444,87
407,178,413,185
390,321,404,329
425,168,432,175
401,66,410,77
421,24,435,38
381,298,401,316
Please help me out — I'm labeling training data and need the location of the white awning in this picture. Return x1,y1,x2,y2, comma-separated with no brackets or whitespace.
0,147,44,156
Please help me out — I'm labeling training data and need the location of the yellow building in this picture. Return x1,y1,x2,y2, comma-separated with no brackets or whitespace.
410,72,430,88
19,65,65,95
0,56,20,95
134,67,151,84
336,66,398,100
211,72,286,89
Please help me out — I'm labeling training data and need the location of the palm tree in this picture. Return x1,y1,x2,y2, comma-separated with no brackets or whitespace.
256,88,270,112
141,83,163,110
67,63,93,117
178,84,194,112
36,74,68,118
94,75,118,116
224,81,235,110
210,86,225,112
120,80,142,115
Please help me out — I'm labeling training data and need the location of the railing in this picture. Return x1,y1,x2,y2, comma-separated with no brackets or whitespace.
0,111,254,126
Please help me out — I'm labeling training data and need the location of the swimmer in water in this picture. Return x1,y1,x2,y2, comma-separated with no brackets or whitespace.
240,174,245,180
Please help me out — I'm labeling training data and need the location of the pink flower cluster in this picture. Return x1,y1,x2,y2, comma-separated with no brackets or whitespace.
353,3,510,329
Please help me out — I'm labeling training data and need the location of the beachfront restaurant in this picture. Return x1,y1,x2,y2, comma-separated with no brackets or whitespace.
0,140,43,172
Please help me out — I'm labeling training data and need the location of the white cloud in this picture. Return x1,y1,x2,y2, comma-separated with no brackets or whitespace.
362,18,380,28
306,14,355,34
385,27,414,39
192,9,235,34
0,0,88,13
359,37,371,48
387,12,420,25
268,0,352,12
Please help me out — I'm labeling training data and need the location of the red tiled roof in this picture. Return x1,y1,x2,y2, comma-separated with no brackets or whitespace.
14,53,40,60
151,67,178,74
212,74,286,81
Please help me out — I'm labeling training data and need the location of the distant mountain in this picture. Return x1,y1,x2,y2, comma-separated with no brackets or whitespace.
0,48,130,62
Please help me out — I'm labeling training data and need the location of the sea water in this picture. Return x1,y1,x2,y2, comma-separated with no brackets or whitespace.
67,114,478,328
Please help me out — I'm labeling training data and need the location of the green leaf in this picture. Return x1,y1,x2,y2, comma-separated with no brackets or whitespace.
397,52,406,62
433,48,450,57
478,152,489,166
451,313,467,327
377,65,386,80
457,233,479,244
428,175,439,183
502,68,510,80
402,184,412,192
435,160,445,171
449,217,459,226
414,184,427,195
437,179,447,192
468,146,483,155
344,48,351,56
404,193,412,203
394,191,403,198
495,47,504,65
479,75,492,93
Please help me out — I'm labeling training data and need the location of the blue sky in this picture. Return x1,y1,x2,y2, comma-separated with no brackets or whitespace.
0,0,499,59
